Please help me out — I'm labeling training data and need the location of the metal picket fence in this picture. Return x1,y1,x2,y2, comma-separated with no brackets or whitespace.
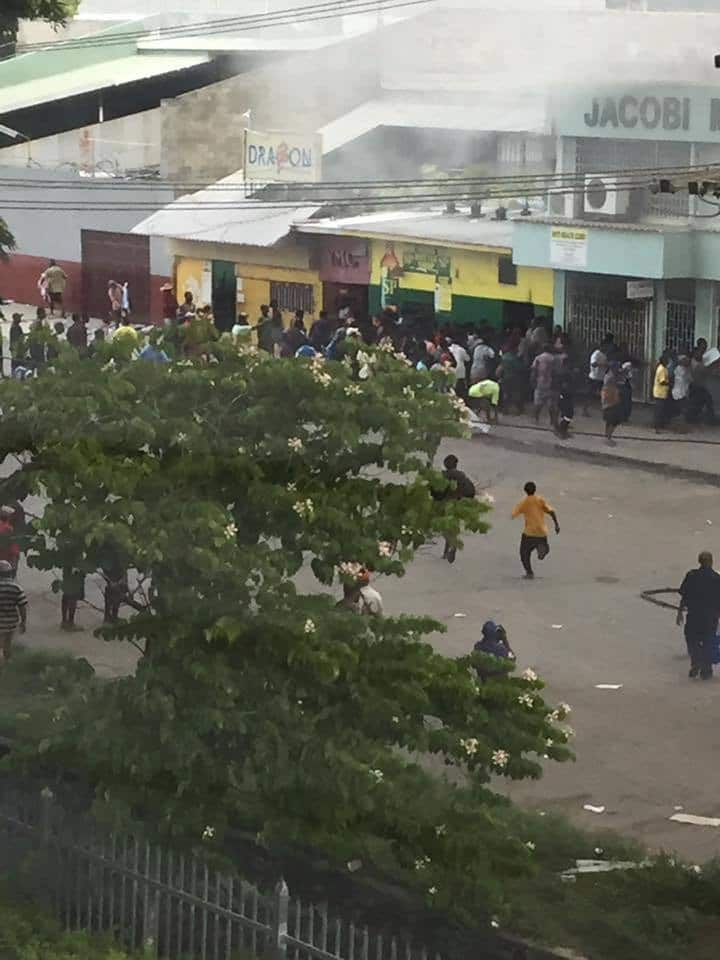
0,785,443,960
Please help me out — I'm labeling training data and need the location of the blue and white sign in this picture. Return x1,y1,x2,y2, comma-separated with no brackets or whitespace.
244,129,322,183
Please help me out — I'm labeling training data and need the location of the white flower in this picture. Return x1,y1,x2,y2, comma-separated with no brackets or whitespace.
521,668,538,682
434,824,447,837
594,847,604,856
192,412,204,424
288,437,304,453
525,841,536,851
392,716,400,724
691,864,702,874
545,738,554,747
480,493,495,506
237,446,246,455
202,826,215,840
339,560,363,578
517,693,535,708
293,499,314,519
490,919,499,929
548,709,561,722
176,432,188,444
402,386,415,399
400,525,412,537
558,702,572,715
460,737,479,757
344,384,362,397
414,856,431,871
377,540,393,557
304,619,316,635
369,768,384,784
89,413,99,424
224,522,238,540
312,368,332,387
491,749,509,769
398,410,410,421
428,886,437,896
286,482,297,493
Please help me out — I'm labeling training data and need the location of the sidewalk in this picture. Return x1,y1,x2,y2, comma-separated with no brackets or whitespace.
471,405,720,483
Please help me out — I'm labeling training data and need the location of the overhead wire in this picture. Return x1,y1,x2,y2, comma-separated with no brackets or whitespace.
0,175,703,211
6,0,437,55
0,161,715,193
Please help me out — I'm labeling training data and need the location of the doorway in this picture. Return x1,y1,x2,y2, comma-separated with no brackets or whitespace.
212,260,236,332
323,282,369,321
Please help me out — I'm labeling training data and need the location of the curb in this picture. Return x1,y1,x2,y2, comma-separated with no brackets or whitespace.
476,430,720,487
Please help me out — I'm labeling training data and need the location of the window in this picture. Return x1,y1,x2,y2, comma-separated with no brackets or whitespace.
269,281,315,314
498,256,517,286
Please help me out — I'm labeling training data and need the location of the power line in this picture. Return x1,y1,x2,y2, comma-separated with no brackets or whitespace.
0,162,714,194
0,179,694,211
7,0,436,55
0,166,720,210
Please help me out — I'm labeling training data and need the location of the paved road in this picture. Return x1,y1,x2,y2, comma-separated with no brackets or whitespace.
378,439,720,864
14,435,720,862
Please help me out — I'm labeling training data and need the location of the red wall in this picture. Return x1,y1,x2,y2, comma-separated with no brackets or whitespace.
0,252,170,323
0,253,82,313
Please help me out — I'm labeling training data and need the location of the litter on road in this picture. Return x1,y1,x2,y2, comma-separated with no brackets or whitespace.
583,804,606,814
595,683,623,690
670,813,720,827
453,612,467,618
551,624,564,629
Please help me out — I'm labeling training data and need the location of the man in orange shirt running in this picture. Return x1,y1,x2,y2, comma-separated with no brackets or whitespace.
511,481,560,579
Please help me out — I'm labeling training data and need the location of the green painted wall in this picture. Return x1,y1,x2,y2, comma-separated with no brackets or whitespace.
368,284,545,329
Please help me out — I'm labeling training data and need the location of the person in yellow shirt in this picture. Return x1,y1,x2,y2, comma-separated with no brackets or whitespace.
511,481,560,579
653,352,671,432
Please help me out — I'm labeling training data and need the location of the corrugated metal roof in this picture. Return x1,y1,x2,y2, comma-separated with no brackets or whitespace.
297,209,516,250
132,183,320,246
319,94,548,154
0,53,208,114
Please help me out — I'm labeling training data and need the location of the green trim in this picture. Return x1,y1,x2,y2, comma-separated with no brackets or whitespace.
368,285,545,329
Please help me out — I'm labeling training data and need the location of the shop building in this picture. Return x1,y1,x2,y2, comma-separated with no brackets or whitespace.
132,183,322,330
513,83,720,397
298,211,554,330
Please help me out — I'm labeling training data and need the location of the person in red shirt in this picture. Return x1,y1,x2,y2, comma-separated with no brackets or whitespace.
0,506,20,573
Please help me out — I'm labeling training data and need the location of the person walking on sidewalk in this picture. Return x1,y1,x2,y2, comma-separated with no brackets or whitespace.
512,481,560,579
0,560,27,664
653,352,672,432
677,551,720,680
40,260,68,318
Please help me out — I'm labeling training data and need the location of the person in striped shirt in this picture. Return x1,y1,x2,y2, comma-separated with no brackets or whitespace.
0,560,27,663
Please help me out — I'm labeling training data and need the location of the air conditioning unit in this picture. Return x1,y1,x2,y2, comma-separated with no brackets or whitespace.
584,175,630,217
546,188,575,219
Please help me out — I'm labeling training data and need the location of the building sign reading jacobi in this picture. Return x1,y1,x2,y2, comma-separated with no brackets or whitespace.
555,87,720,142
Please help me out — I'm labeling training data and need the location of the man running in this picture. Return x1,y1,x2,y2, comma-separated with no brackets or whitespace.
511,481,560,579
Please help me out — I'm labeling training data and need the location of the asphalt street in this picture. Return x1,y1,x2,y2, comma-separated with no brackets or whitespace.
12,437,720,862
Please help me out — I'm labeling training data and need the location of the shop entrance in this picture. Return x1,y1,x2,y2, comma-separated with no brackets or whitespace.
566,274,653,398
212,260,236,332
323,282,368,321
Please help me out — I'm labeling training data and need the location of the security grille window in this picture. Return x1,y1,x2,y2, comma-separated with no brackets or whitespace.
269,282,315,314
576,137,690,219
498,256,518,285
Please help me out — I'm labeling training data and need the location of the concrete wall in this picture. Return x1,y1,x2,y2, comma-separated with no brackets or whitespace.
0,109,161,174
0,166,173,314
160,33,380,182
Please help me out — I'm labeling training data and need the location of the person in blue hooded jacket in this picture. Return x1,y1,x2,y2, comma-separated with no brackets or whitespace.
474,621,515,680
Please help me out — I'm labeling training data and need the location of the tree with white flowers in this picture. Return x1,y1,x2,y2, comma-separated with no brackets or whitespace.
0,337,572,914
